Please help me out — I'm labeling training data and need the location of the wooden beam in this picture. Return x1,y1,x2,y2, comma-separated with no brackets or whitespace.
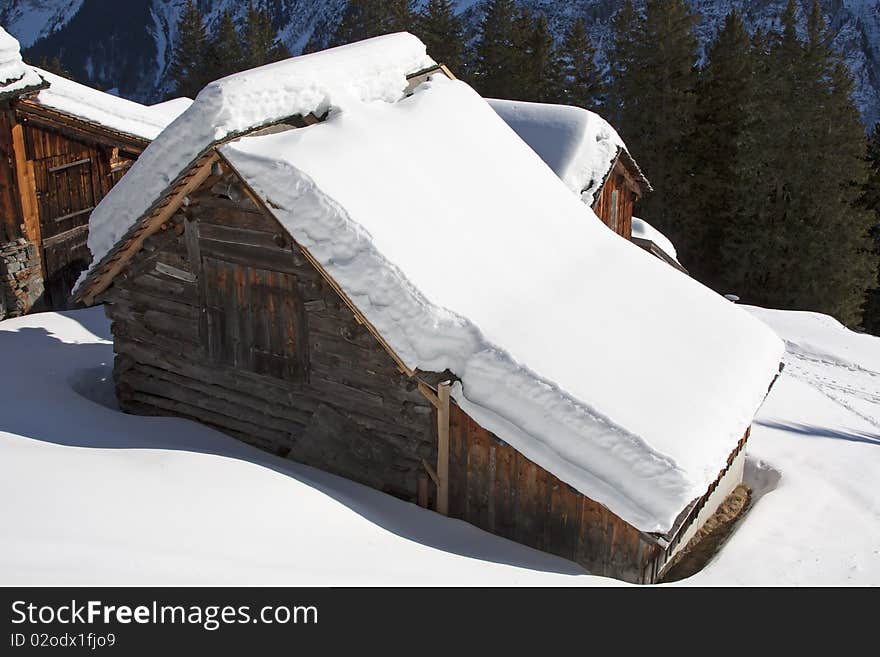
81,151,218,305
421,458,439,487
437,381,451,516
10,122,45,280
417,382,440,409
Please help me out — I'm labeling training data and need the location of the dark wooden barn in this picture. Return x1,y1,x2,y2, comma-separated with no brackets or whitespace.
0,35,189,318
74,48,780,583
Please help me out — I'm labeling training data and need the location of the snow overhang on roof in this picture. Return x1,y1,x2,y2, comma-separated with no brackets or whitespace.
26,67,192,142
0,25,46,101
76,33,784,535
488,98,651,205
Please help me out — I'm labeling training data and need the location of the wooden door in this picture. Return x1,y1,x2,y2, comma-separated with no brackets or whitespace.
31,147,100,308
203,256,308,382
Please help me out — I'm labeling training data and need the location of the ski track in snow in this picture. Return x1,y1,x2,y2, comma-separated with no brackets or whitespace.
783,347,880,432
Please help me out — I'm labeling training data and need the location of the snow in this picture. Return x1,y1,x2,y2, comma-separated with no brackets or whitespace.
148,97,194,123
0,25,43,97
1,304,877,585
31,67,191,141
220,73,783,533
80,32,436,278
488,98,626,205
631,216,679,262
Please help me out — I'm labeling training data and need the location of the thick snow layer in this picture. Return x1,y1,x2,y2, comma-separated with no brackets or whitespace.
488,98,625,205
148,96,194,123
631,216,679,262
1,306,877,585
0,25,43,96
80,33,435,281
31,67,190,141
221,75,783,533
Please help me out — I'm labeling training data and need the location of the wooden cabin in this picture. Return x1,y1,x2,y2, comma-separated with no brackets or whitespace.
75,37,783,584
0,28,189,318
488,99,690,271
590,149,648,241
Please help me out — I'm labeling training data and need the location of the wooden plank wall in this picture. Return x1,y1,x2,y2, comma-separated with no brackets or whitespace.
447,403,662,583
0,108,23,242
104,170,436,502
592,162,635,241
18,120,118,308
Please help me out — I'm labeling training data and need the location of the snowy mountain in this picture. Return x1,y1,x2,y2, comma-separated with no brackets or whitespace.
3,0,880,126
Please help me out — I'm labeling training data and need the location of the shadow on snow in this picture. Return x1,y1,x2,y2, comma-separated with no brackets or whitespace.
0,312,585,577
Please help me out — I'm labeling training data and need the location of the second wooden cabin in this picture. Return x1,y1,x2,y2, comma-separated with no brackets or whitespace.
75,34,784,584
0,26,190,318
489,98,687,274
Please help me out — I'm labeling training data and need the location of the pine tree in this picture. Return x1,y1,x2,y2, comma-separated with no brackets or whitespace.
690,9,754,290
609,0,700,262
716,0,873,325
861,124,880,333
208,10,242,81
560,18,606,110
414,0,465,72
330,0,415,47
522,14,563,103
472,0,519,99
168,0,212,98
36,55,73,80
242,1,289,70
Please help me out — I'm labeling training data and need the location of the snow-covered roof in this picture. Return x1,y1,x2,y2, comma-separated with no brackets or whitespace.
0,26,44,99
30,67,192,141
79,33,784,535
632,216,678,262
488,98,646,205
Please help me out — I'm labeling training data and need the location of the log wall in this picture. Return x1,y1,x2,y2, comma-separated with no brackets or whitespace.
592,160,636,240
446,403,663,583
104,171,436,502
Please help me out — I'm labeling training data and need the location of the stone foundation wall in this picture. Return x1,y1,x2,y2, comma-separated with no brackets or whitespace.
0,238,44,320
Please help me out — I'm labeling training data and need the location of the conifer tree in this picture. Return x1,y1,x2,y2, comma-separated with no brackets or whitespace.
609,0,700,260
415,0,465,72
522,14,563,103
560,18,606,109
242,1,289,70
690,9,754,289
168,0,212,98
330,0,415,47
208,10,242,81
473,0,519,99
860,124,880,333
716,0,872,324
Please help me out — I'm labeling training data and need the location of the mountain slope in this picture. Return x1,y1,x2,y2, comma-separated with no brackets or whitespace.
3,0,880,126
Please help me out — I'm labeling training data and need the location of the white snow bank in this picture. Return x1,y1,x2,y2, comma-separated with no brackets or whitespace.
632,216,679,261
746,305,880,373
79,32,435,282
488,98,625,205
685,305,880,585
222,75,784,533
31,67,191,141
0,26,43,97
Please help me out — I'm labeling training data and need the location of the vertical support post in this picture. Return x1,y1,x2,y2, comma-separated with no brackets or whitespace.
437,381,451,516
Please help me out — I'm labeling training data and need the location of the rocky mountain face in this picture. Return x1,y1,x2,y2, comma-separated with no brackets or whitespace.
2,0,880,125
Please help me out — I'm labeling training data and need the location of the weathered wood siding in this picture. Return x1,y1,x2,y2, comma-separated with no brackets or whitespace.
104,171,436,502
0,108,22,243
592,160,636,240
20,119,114,308
446,403,662,583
